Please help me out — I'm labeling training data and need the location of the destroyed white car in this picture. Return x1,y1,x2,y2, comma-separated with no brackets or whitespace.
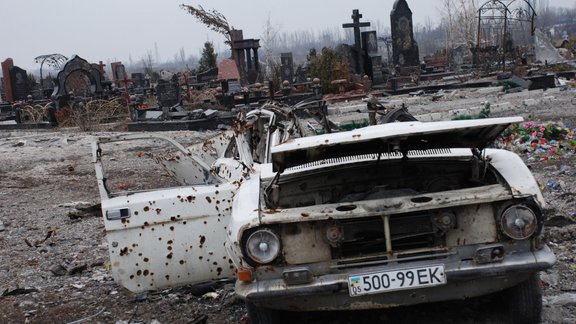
92,109,555,324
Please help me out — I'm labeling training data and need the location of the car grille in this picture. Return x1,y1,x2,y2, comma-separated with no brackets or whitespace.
337,213,438,259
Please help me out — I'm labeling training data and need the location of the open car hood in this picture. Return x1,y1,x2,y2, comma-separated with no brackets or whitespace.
271,117,522,172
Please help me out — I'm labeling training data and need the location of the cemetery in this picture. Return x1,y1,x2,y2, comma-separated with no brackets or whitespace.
0,0,573,132
1,1,576,323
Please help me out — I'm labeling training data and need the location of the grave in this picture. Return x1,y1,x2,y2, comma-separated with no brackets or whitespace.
341,10,383,86
390,0,420,67
110,62,125,82
362,31,384,85
197,67,219,83
281,53,294,84
131,73,145,88
52,55,103,98
342,9,371,75
1,58,14,102
156,75,180,107
231,30,261,84
9,66,30,101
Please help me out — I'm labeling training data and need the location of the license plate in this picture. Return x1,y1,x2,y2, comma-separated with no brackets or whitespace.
348,265,446,297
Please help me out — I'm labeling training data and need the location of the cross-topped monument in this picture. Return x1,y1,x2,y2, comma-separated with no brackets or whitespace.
343,9,371,51
343,9,371,75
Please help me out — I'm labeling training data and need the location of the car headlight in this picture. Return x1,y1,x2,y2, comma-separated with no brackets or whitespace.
500,205,538,240
245,228,281,264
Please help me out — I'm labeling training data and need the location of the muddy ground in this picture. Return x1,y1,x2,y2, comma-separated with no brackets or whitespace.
1,87,576,323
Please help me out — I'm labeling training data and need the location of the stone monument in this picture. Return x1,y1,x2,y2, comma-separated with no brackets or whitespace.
390,0,420,67
343,9,371,75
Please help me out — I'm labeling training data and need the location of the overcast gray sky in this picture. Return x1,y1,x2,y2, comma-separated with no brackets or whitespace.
1,0,575,71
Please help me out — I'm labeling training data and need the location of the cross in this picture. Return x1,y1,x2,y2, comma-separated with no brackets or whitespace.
97,61,106,77
342,9,371,50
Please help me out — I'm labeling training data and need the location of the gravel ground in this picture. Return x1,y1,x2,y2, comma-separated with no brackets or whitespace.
1,87,576,323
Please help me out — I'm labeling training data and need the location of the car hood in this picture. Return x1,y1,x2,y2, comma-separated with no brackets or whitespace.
271,117,522,172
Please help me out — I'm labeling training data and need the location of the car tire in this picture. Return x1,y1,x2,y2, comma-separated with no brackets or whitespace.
504,274,542,324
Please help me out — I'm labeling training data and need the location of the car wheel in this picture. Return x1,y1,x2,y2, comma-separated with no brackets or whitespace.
504,274,542,324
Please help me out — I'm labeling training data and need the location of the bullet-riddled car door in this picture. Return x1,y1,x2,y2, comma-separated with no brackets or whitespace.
92,134,238,293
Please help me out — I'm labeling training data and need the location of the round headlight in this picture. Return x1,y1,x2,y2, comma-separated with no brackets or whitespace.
245,228,281,264
500,205,538,240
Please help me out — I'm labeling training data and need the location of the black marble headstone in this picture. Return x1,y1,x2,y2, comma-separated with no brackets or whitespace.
390,0,420,67
156,77,180,107
362,31,379,56
131,73,145,88
369,56,384,85
196,67,218,83
9,66,29,101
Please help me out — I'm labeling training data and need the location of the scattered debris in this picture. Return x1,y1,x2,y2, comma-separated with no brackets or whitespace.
67,203,102,220
1,287,39,297
65,307,106,324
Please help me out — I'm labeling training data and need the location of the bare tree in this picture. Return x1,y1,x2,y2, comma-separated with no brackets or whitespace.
439,0,479,58
260,13,282,81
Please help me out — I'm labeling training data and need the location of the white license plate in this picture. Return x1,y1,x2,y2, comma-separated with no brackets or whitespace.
348,265,446,297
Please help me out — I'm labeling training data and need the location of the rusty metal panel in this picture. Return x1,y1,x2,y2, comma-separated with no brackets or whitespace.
281,222,331,265
445,204,498,246
260,184,512,225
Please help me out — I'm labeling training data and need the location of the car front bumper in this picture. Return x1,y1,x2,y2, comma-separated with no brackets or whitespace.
236,245,556,311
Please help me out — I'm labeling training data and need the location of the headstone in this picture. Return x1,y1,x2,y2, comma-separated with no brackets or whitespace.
156,76,180,107
368,56,384,85
342,9,371,75
294,66,307,83
197,67,219,83
9,66,29,101
280,53,294,84
52,55,103,98
390,0,420,67
362,31,383,86
131,73,145,88
110,62,124,82
362,31,379,56
1,58,14,102
113,64,127,83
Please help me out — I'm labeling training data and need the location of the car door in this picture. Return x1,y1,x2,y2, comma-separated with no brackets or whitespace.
92,133,240,293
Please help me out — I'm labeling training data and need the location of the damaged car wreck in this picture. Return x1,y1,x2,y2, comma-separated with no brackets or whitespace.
92,104,555,324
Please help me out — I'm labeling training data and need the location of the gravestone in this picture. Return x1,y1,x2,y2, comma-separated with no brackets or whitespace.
52,55,103,98
342,9,371,75
131,73,145,88
280,53,294,84
110,62,124,82
197,67,219,83
9,66,30,100
1,58,14,102
294,66,307,83
362,31,383,85
156,76,180,107
362,31,379,56
368,56,384,86
113,64,127,83
390,0,420,67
